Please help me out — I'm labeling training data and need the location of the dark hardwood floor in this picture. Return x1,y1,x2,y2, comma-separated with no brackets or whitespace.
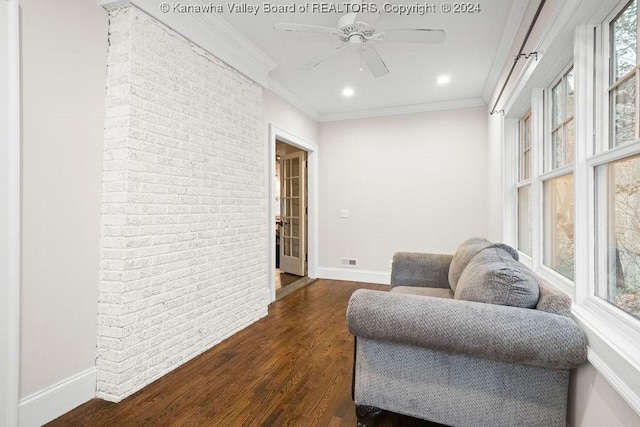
47,280,444,426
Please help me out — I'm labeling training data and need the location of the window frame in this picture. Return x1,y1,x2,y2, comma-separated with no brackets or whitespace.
538,63,577,285
520,110,533,182
517,110,534,258
549,66,576,171
607,0,640,150
583,0,640,334
506,0,640,413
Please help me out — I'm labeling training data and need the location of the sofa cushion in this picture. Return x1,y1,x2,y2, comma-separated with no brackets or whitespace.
390,286,453,299
454,247,539,308
448,237,492,292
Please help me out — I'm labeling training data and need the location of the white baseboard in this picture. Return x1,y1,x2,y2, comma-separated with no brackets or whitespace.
19,367,96,427
317,267,391,285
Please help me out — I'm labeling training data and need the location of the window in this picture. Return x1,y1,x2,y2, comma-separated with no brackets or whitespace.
595,154,640,319
543,174,574,279
543,67,576,280
610,0,637,148
520,111,533,181
518,185,533,256
518,111,533,256
594,0,640,319
550,69,575,169
504,0,640,410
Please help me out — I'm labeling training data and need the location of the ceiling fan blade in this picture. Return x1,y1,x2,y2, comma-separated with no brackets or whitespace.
373,10,392,31
299,43,348,71
274,23,339,36
361,45,389,77
338,12,358,28
384,29,446,44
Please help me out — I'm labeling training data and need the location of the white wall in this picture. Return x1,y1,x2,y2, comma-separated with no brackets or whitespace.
569,363,640,427
486,109,504,242
263,89,319,144
20,0,107,403
318,106,489,281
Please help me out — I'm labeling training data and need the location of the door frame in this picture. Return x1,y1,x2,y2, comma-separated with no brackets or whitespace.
278,150,307,277
268,124,318,302
1,0,21,424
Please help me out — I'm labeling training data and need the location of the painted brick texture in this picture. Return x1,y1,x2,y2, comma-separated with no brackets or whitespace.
99,6,268,402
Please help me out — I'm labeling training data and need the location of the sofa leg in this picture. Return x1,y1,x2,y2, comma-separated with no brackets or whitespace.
356,405,381,426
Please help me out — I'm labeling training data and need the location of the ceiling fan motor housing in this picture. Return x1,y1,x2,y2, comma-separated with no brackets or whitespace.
348,34,365,49
340,23,375,41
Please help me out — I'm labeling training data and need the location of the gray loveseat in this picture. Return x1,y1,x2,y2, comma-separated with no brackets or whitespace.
347,237,587,427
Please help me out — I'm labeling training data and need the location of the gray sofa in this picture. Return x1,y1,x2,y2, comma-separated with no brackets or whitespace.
347,238,587,427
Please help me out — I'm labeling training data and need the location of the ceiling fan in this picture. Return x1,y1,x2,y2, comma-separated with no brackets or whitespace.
274,13,446,77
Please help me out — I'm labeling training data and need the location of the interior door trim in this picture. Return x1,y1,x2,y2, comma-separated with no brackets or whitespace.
268,125,318,303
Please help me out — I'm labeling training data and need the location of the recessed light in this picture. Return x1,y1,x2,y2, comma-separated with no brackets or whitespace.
342,87,354,97
437,75,451,85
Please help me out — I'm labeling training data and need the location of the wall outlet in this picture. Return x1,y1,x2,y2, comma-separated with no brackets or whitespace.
340,209,349,218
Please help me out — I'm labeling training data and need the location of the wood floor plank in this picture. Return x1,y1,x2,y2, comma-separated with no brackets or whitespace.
47,280,443,426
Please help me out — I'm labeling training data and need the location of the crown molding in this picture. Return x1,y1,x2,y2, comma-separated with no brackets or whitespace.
319,97,487,123
267,78,321,122
501,0,582,116
101,0,277,87
482,0,531,103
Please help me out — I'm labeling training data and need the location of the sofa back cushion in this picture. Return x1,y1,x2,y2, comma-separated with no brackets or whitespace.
448,237,492,291
454,247,540,308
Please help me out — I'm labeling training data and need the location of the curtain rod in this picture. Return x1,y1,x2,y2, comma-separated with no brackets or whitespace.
490,0,547,115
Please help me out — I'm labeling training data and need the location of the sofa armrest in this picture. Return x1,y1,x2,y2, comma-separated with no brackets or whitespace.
347,289,587,370
391,252,452,289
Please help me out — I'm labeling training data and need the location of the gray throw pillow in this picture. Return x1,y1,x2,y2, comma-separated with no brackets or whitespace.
487,243,519,261
454,247,539,308
448,237,492,292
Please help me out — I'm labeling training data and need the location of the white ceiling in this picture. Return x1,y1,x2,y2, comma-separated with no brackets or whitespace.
218,0,523,119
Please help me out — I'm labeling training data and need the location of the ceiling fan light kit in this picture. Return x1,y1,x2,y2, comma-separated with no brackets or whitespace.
274,12,446,77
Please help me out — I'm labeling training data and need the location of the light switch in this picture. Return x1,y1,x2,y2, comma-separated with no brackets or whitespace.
340,209,349,218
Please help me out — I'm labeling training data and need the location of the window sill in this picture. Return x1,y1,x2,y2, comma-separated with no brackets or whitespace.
525,255,640,416
535,264,575,298
572,304,640,416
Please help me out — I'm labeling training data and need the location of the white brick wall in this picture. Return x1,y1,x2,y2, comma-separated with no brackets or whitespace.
99,6,268,402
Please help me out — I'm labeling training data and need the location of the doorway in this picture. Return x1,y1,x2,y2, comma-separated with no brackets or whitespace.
275,141,309,299
268,125,318,302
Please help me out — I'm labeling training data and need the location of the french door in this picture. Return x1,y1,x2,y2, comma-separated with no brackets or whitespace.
279,151,306,276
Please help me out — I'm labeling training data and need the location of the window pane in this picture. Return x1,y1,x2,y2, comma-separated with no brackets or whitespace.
596,154,640,320
549,69,574,171
291,196,299,216
292,158,300,177
523,149,531,180
544,174,575,280
566,69,575,116
292,237,300,258
524,116,531,151
552,129,564,170
612,0,637,81
552,81,564,127
520,114,532,181
611,74,636,147
565,119,575,165
518,185,532,256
